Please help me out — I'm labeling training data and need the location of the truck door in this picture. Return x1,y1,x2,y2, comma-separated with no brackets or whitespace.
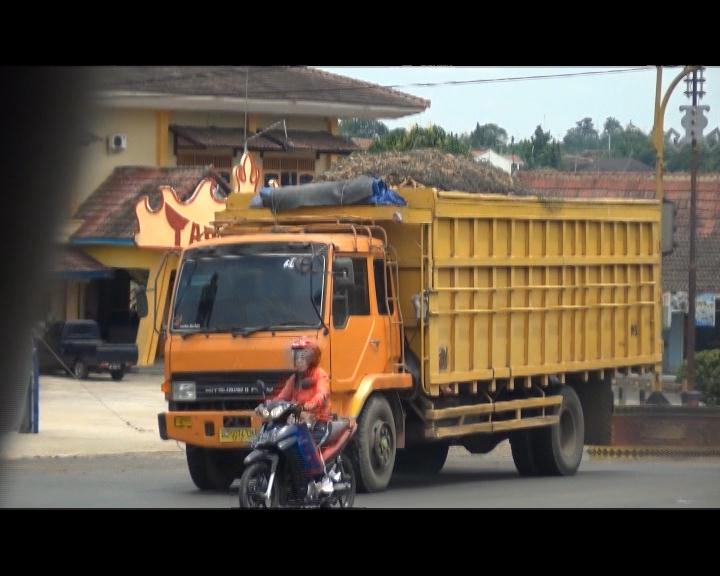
330,256,387,391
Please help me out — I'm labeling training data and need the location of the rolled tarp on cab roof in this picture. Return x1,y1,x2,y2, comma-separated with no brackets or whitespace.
252,176,407,212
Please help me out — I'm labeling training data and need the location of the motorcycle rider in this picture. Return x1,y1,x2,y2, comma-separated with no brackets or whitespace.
272,338,334,493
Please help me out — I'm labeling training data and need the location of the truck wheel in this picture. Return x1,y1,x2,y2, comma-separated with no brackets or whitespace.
353,394,396,493
533,386,585,476
510,431,540,476
394,443,449,475
73,360,89,380
573,376,612,445
186,445,245,491
110,369,124,381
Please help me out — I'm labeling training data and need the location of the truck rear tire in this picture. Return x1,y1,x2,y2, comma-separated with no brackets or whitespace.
510,431,540,476
532,386,585,476
394,443,449,475
353,394,396,493
573,375,612,445
110,369,124,381
186,445,246,491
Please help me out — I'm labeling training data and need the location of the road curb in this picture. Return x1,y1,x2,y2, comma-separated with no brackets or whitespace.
587,445,720,458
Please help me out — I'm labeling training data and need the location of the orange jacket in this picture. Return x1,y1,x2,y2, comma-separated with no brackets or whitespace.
273,366,331,421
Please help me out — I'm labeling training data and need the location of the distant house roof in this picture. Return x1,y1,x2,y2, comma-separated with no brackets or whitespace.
518,172,720,293
90,67,430,119
472,148,524,165
71,166,228,242
170,125,358,154
351,137,374,151
576,158,653,172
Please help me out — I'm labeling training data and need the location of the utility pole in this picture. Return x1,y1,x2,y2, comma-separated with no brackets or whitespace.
683,67,706,406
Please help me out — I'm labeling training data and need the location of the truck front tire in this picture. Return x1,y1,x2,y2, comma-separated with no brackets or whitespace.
186,445,246,491
353,394,397,493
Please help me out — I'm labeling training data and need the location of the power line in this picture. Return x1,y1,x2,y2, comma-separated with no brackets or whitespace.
345,67,656,90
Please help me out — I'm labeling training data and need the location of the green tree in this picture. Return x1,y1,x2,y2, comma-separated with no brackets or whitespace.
517,125,559,169
369,124,470,155
469,122,508,150
618,122,656,165
599,116,623,156
563,117,600,152
339,118,389,139
665,142,720,172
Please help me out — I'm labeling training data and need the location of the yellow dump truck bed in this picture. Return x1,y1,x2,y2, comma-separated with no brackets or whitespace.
218,186,662,396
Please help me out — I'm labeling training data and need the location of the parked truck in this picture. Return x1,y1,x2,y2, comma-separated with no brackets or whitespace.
37,320,138,380
152,183,662,492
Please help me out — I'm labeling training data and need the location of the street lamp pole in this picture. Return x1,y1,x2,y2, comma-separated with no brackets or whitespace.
650,66,700,202
647,65,700,404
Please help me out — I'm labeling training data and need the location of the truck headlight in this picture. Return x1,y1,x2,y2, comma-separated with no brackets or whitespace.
173,381,196,401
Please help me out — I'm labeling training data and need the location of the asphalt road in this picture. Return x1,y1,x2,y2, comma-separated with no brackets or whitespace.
3,448,719,508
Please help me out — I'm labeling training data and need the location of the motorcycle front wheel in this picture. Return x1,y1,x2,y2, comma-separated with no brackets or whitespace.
238,461,279,509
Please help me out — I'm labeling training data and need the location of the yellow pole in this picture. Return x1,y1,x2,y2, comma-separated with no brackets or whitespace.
650,66,699,202
648,65,699,395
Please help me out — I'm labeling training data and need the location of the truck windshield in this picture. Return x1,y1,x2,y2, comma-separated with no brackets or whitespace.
171,243,326,334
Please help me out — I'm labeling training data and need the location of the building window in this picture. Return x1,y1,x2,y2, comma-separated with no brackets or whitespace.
263,158,315,187
177,153,232,183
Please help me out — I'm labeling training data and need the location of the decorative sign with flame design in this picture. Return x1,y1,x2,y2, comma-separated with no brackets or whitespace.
134,177,226,249
135,152,262,249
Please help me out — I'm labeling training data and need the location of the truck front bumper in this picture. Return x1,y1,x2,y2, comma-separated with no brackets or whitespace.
158,410,261,448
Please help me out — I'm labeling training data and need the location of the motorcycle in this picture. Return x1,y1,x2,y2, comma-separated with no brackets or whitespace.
238,399,357,508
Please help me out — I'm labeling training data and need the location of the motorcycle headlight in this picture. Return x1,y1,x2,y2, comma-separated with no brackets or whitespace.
270,405,286,419
172,381,196,401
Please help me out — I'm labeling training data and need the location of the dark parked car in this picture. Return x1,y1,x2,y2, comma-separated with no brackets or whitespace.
36,320,138,380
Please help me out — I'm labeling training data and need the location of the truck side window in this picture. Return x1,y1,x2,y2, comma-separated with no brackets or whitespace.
333,257,370,328
373,259,394,315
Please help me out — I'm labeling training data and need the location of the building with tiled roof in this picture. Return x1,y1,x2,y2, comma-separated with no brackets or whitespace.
54,67,429,364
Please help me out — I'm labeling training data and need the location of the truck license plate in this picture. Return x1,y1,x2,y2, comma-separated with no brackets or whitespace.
219,428,256,443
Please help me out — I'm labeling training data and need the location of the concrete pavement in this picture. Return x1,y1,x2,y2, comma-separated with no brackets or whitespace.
1,371,183,460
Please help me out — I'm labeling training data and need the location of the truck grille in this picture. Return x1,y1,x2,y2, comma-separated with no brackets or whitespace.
170,370,293,409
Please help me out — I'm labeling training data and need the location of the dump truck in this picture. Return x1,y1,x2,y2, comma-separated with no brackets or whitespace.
153,181,662,492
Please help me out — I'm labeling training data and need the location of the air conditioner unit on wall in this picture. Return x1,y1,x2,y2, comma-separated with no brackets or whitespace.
108,133,127,153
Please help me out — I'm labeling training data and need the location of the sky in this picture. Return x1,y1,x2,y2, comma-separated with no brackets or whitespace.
319,67,720,143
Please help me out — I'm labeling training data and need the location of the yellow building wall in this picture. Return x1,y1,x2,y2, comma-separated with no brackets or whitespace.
73,108,158,213
74,109,339,216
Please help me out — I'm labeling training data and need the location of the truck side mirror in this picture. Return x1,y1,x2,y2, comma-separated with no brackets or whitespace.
333,257,355,289
135,286,149,319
